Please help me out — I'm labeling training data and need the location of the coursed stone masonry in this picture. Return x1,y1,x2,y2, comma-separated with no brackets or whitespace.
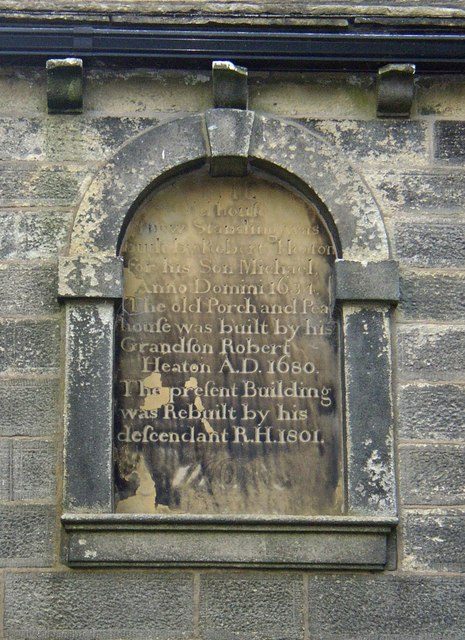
0,9,464,636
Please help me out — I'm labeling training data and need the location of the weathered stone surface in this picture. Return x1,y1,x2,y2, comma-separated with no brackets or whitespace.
0,504,55,567
0,439,55,500
70,112,390,261
400,444,465,505
0,262,59,315
435,120,465,161
0,211,16,258
206,108,254,176
0,209,72,259
64,301,114,512
212,61,248,109
343,306,396,515
0,165,89,207
398,384,465,441
403,508,465,572
70,114,207,253
115,172,342,518
4,572,194,639
47,58,83,114
417,76,465,118
301,119,428,165
84,68,211,115
367,169,465,213
398,326,465,381
17,209,72,258
65,524,389,569
399,271,465,321
58,254,123,298
250,113,389,261
0,319,60,373
0,378,59,436
0,2,463,21
376,63,415,118
306,574,465,639
251,74,375,119
394,222,465,268
335,259,399,302
199,574,303,640
0,116,157,162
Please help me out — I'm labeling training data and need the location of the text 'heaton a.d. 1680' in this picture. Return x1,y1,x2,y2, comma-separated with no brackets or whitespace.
114,171,343,516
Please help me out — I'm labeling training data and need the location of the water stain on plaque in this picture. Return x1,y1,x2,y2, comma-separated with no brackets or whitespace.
114,170,343,515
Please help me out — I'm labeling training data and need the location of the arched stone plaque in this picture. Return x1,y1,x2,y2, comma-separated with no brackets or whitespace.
115,171,343,516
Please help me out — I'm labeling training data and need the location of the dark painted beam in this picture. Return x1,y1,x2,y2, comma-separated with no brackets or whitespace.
2,22,465,71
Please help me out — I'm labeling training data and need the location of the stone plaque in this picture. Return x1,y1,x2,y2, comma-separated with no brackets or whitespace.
114,172,342,515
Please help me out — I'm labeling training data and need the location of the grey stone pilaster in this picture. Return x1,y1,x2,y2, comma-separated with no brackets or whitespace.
63,300,115,512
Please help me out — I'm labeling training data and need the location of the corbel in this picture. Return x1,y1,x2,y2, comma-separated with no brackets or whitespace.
376,64,415,118
46,58,83,114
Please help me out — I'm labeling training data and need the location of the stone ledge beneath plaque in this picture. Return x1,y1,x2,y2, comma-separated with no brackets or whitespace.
62,514,397,570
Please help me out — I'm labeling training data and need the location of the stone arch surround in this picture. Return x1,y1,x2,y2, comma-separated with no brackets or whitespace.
58,109,399,570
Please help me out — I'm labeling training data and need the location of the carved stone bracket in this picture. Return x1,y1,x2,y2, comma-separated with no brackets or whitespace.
376,63,415,118
212,60,248,110
46,57,83,114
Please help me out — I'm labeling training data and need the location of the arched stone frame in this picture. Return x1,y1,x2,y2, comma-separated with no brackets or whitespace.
59,110,399,569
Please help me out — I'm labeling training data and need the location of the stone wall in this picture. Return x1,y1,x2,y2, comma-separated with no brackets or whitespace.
0,65,464,638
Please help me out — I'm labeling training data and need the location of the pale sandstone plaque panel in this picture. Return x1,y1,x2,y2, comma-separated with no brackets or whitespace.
114,171,343,515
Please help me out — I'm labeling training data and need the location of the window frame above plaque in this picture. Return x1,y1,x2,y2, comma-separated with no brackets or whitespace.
59,109,399,570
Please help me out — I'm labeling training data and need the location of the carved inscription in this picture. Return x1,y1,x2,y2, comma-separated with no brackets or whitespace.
115,172,342,515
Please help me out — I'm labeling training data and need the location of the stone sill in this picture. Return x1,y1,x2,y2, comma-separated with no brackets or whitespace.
62,513,397,570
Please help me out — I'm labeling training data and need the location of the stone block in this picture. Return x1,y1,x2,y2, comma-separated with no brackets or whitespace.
212,60,248,109
206,108,254,176
0,165,88,207
0,211,16,259
399,271,465,321
199,573,303,640
435,120,465,162
0,439,55,500
301,119,428,165
4,572,194,639
17,209,72,258
0,116,157,162
368,169,465,213
0,504,55,567
0,319,60,373
58,254,123,299
306,574,465,639
394,222,465,268
398,384,465,441
335,259,399,302
343,306,396,515
400,444,465,505
0,378,59,436
376,63,415,118
84,68,211,115
70,114,206,253
64,301,114,512
47,58,83,114
403,508,465,572
398,326,465,381
0,262,59,315
64,521,390,569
